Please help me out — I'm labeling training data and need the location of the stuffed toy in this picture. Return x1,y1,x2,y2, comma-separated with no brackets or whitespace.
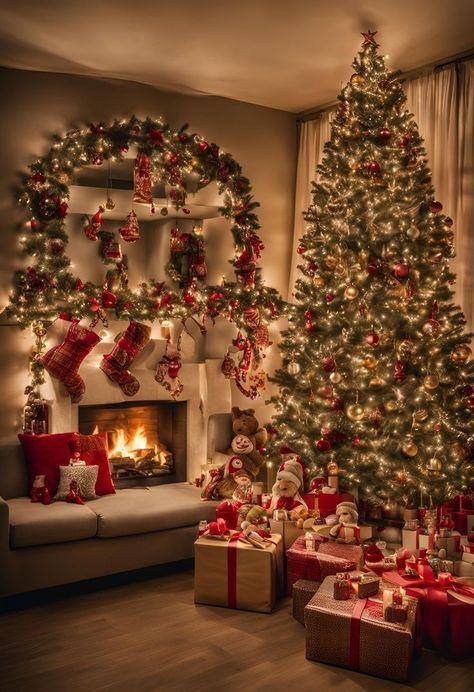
30,474,51,505
225,407,267,477
269,457,308,516
280,446,310,492
329,501,360,543
66,479,85,505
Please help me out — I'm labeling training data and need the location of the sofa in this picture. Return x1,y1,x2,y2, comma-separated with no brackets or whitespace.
0,442,218,598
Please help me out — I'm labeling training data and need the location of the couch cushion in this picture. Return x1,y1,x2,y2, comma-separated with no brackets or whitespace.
90,484,218,538
8,497,98,548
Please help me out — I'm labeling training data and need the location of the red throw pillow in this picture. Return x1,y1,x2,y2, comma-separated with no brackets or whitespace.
68,433,115,496
18,432,76,498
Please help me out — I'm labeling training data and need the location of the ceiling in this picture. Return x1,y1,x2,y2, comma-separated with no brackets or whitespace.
0,0,473,113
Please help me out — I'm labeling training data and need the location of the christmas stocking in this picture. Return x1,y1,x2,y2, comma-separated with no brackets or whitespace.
41,320,101,403
100,321,151,396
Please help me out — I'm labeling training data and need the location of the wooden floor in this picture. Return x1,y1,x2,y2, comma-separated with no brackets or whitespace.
1,563,473,692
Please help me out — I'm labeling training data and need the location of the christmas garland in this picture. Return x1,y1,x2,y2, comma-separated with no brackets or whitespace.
7,115,283,399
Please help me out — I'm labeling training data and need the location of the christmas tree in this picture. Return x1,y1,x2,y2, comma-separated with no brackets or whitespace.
270,31,474,506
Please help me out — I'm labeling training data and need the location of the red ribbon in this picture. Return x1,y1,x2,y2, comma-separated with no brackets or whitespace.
227,533,240,608
349,598,367,669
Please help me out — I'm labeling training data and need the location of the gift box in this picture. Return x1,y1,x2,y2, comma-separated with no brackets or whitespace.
435,530,461,556
452,510,474,534
287,536,363,595
216,500,241,530
194,532,283,613
461,551,474,565
303,491,354,517
454,560,474,577
402,527,427,551
352,574,380,598
305,576,417,682
269,519,304,551
468,515,474,533
314,522,373,543
292,579,320,624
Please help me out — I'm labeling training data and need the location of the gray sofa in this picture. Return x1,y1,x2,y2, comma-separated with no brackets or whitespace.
0,443,218,597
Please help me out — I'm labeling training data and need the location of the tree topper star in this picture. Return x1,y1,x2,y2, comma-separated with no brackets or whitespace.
362,30,378,44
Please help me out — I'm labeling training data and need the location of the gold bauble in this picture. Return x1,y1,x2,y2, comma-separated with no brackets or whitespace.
105,196,115,210
385,400,398,412
401,437,418,457
327,459,339,475
413,408,429,422
287,361,301,375
351,162,361,173
363,354,378,369
350,74,365,87
334,263,347,277
369,376,386,390
427,457,443,473
450,443,466,461
325,256,338,270
329,371,342,384
450,345,472,363
346,403,365,421
423,374,439,390
344,285,359,300
312,274,325,287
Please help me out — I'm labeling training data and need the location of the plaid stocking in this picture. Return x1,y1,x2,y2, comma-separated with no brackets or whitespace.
41,321,101,402
100,321,151,396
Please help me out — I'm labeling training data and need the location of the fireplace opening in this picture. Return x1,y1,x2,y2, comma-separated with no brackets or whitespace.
78,401,187,487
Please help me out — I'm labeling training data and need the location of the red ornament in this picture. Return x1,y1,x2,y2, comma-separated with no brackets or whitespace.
167,359,181,380
367,260,379,274
89,297,100,312
33,172,45,185
367,160,381,175
183,292,195,305
297,244,306,255
444,217,454,228
463,384,474,396
178,132,189,142
209,292,224,301
319,384,333,398
366,331,379,347
321,356,336,372
101,290,117,309
304,308,314,332
47,238,65,254
75,279,84,291
429,200,443,213
164,151,178,165
30,218,38,230
399,135,410,148
198,141,209,152
353,436,361,446
308,262,318,273
316,438,331,452
148,128,163,145
362,30,377,44
393,360,406,383
182,208,191,215
325,293,335,303
392,263,409,279
92,153,103,166
160,292,172,308
466,396,474,408
379,128,391,141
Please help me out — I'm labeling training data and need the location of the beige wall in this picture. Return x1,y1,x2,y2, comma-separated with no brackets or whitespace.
0,67,296,443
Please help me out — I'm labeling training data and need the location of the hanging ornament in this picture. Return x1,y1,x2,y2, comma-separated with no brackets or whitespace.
105,195,115,210
83,206,105,241
450,443,466,461
422,302,440,338
392,263,409,279
104,240,122,262
423,374,439,390
101,290,117,309
312,274,325,287
451,345,472,363
154,343,183,400
287,361,301,375
379,127,391,142
304,308,314,332
413,408,429,422
255,324,271,348
366,330,379,347
47,238,65,254
429,200,443,213
401,437,418,457
346,402,364,422
393,360,406,384
369,376,386,390
160,207,169,217
329,370,342,384
444,217,454,228
363,354,378,369
38,192,68,220
325,293,335,303
325,255,338,270
406,225,420,241
366,160,381,176
399,135,410,148
244,305,260,329
350,74,365,86
427,457,443,473
297,244,306,255
344,285,358,300
118,210,140,243
221,351,235,379
133,152,153,205
316,438,331,452
321,356,336,372
398,339,414,357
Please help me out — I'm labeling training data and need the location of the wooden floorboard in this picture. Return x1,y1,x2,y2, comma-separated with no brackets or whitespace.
1,566,473,692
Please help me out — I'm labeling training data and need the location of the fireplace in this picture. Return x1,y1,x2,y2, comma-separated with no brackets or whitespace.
78,400,187,487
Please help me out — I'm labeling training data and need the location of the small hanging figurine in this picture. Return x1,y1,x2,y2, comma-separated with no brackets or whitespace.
155,342,183,400
118,210,140,243
66,480,85,505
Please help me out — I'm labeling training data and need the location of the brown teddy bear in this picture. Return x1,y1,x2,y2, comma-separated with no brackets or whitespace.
225,407,267,473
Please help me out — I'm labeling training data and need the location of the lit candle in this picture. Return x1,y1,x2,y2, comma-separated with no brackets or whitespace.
383,589,393,616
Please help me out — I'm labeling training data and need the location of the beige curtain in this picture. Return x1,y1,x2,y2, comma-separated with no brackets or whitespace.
290,61,474,331
288,114,332,299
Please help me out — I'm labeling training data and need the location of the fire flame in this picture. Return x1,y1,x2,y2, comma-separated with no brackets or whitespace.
92,424,150,458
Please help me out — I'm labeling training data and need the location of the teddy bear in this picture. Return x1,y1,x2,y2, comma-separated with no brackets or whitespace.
30,474,51,505
328,501,360,543
225,407,267,476
269,457,308,516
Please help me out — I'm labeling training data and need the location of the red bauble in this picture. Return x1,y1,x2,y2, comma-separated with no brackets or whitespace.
379,128,391,141
325,293,335,303
366,331,379,347
466,396,474,408
182,208,190,215
316,438,331,452
47,238,65,254
393,360,406,383
367,260,379,274
178,132,189,142
399,135,410,148
33,172,45,185
321,356,336,372
310,476,326,491
168,360,181,379
183,292,195,305
297,244,306,255
198,141,209,152
101,290,117,309
30,218,38,230
209,292,224,301
308,262,318,272
463,384,474,396
429,200,443,213
444,217,453,227
75,279,84,291
353,436,361,446
160,292,172,307
165,151,178,165
89,297,100,312
367,160,381,175
319,384,333,398
148,128,163,145
392,263,409,279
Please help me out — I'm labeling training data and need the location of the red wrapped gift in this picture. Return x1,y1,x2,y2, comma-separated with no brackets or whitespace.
287,536,362,595
216,500,241,530
303,491,354,517
382,570,474,658
453,510,474,535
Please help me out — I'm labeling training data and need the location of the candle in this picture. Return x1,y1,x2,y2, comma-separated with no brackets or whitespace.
382,589,393,616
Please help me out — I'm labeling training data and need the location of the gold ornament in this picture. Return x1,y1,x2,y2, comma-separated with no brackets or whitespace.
427,457,443,473
450,345,472,363
385,400,398,412
105,196,115,210
325,256,338,270
329,371,342,384
344,285,359,300
346,403,364,421
413,408,428,422
363,354,378,369
450,443,466,461
327,459,339,475
423,374,439,390
312,274,325,287
287,361,301,375
401,437,418,457
350,74,365,87
369,376,386,390
350,162,361,173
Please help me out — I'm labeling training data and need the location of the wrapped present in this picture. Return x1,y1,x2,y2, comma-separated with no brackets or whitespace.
453,510,474,534
305,576,417,682
454,560,474,578
334,575,352,600
292,579,320,624
461,550,474,565
384,603,408,623
468,515,474,532
435,530,461,556
303,491,354,517
287,536,362,595
269,518,304,551
402,527,427,551
194,532,283,613
352,574,380,598
216,500,241,530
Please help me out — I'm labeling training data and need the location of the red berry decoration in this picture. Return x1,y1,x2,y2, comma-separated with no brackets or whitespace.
148,128,163,145
392,263,409,279
367,260,379,274
399,135,410,148
33,172,45,185
183,292,195,305
326,293,335,303
75,279,84,291
353,436,361,447
366,331,379,347
297,244,306,255
444,217,453,228
367,160,381,175
321,356,336,372
160,292,172,307
30,218,38,230
304,308,314,332
379,127,391,141
198,140,209,152
429,200,443,213
47,238,65,254
89,297,100,312
209,292,224,301
165,151,178,165
316,438,331,452
101,290,117,309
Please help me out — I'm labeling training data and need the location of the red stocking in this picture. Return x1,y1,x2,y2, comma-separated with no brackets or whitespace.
41,320,101,402
100,321,151,396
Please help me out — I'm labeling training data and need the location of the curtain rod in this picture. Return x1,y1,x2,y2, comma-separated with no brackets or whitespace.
297,48,474,122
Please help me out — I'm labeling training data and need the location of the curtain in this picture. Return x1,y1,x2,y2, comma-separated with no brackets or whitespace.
288,113,332,299
290,60,474,331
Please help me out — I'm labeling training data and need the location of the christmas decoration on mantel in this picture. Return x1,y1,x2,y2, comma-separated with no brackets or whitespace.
7,116,283,415
269,32,474,505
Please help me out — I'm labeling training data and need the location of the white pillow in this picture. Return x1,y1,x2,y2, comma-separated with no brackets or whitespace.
54,465,99,501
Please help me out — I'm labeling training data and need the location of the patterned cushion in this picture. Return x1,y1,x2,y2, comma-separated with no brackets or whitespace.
54,465,99,501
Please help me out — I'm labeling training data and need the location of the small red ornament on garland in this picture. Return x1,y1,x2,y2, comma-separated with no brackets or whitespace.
444,217,453,228
316,438,331,452
429,200,443,213
366,330,379,347
304,308,314,331
321,356,336,372
392,263,409,279
399,135,410,148
89,297,100,312
366,160,381,176
101,290,117,309
119,210,140,243
297,244,306,255
325,293,335,303
84,206,104,241
379,127,391,142
393,360,406,384
47,238,65,254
